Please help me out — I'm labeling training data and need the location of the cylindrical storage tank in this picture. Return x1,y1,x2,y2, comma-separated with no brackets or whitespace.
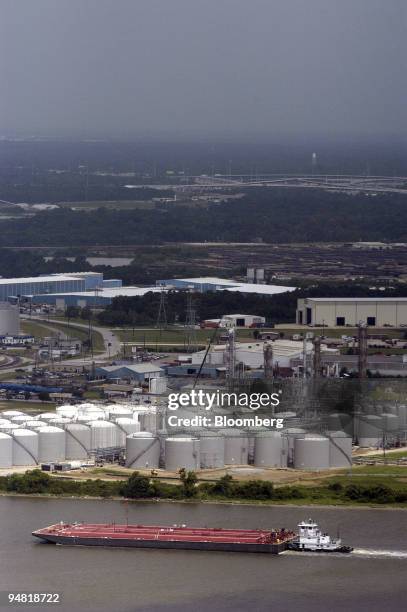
0,302,19,335
294,436,330,470
0,419,11,427
38,412,57,422
0,433,12,467
139,411,157,433
1,410,24,418
12,429,39,466
89,421,119,449
380,413,399,433
48,416,71,425
11,415,30,424
56,405,79,419
275,411,297,419
0,423,21,433
24,420,48,430
200,436,225,469
115,418,141,446
254,432,285,468
65,423,91,460
328,413,353,437
397,404,407,427
284,427,307,467
326,431,352,468
219,430,249,465
358,415,382,447
165,437,200,471
76,414,101,423
125,432,160,469
37,426,66,462
106,406,133,420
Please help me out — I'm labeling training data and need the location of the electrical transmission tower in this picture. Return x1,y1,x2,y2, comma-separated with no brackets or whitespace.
185,293,198,352
156,290,167,332
225,328,236,391
358,323,368,379
263,343,273,380
313,336,321,378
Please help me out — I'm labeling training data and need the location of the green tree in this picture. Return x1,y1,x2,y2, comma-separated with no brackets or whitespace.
179,468,198,497
121,472,152,498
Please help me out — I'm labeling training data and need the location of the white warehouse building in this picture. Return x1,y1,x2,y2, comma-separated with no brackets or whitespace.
296,298,407,327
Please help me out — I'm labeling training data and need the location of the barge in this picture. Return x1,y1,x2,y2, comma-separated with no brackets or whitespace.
32,522,297,554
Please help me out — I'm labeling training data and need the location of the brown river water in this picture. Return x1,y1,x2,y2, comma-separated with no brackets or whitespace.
0,497,406,612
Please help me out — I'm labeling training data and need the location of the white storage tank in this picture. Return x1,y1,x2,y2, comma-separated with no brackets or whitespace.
328,413,353,437
254,432,286,468
139,411,157,433
24,420,48,430
0,423,20,433
115,418,140,446
165,437,200,471
125,432,160,469
77,414,101,423
1,410,24,418
326,430,352,468
48,417,71,426
0,419,11,427
106,406,133,420
56,405,79,419
0,302,19,335
89,421,119,449
0,432,12,467
11,415,30,424
358,415,382,447
380,413,399,433
12,429,39,466
38,412,58,422
219,430,249,465
294,436,330,470
397,404,407,427
200,436,225,469
284,427,307,466
37,426,66,462
65,423,91,460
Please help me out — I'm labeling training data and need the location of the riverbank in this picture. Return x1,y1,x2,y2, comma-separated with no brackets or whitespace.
1,469,406,507
1,490,407,509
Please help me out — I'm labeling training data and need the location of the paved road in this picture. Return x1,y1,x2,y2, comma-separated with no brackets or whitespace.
20,316,121,368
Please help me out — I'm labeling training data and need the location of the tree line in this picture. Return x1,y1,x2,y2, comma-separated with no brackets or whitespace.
0,188,406,246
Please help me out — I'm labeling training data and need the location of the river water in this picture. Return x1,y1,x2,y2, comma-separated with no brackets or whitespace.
0,497,406,611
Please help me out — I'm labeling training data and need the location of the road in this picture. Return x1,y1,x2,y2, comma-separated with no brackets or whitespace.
18,316,122,370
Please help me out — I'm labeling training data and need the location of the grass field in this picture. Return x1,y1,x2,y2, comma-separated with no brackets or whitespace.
0,400,56,413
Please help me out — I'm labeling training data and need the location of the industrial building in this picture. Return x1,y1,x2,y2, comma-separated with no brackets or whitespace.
157,277,295,296
190,339,334,370
297,297,407,327
201,314,266,328
94,363,164,383
0,272,115,302
29,285,162,308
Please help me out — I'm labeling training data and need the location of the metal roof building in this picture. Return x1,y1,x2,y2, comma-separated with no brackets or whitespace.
157,277,295,296
0,272,115,302
94,363,163,382
297,297,407,327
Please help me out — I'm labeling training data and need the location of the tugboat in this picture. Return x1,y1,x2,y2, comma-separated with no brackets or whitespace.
288,519,353,553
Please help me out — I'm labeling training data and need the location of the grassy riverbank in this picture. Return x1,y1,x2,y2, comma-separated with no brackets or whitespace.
1,469,406,507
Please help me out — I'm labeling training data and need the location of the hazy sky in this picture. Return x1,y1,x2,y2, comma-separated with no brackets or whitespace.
1,0,407,140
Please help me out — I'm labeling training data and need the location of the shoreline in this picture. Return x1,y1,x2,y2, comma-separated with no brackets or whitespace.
1,491,406,510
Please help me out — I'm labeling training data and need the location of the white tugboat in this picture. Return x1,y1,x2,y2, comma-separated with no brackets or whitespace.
289,519,353,553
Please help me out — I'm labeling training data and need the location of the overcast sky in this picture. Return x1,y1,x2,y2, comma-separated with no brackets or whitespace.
1,0,406,140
